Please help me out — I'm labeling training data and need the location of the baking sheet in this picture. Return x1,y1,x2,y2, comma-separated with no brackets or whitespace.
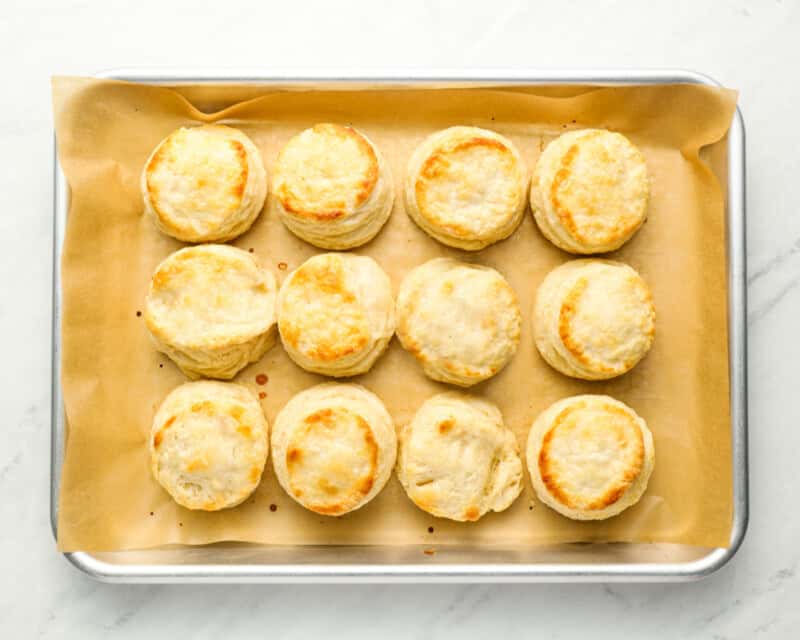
52,77,738,551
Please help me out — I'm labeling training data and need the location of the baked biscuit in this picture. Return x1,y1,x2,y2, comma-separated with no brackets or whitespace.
397,392,522,521
405,126,528,250
272,123,394,249
276,253,395,377
150,381,269,511
531,129,649,253
271,383,396,516
142,125,267,243
526,395,655,520
533,259,655,380
396,258,521,387
145,245,278,380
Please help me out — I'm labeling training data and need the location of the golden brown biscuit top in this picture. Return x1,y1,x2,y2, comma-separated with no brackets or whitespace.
396,258,521,384
273,123,379,221
538,398,644,511
145,245,276,350
414,133,524,240
398,393,522,521
150,381,268,511
278,253,372,363
285,406,379,515
546,129,648,246
144,125,250,236
557,263,655,375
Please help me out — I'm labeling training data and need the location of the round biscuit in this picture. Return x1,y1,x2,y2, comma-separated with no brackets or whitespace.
405,126,528,250
397,392,523,521
526,395,655,520
271,383,396,516
533,259,655,380
150,381,269,511
396,258,521,387
276,253,395,377
272,123,394,249
145,245,278,380
142,125,267,243
530,129,648,254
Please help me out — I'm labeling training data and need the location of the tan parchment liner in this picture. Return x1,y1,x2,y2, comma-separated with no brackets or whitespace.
53,77,738,551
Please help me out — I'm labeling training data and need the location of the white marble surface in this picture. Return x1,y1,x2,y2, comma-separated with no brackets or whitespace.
1,0,798,637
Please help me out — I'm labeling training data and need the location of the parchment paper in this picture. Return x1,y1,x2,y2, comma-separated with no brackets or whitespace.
52,77,738,551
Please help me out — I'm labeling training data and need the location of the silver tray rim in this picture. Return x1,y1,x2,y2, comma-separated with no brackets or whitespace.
51,68,747,583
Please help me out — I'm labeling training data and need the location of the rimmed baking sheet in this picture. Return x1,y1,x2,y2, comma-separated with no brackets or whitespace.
51,69,747,582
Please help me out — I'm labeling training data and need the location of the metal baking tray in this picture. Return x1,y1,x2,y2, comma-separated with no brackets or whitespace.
51,69,747,583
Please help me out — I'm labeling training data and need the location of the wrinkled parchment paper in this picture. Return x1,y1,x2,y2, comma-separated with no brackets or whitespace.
53,77,738,551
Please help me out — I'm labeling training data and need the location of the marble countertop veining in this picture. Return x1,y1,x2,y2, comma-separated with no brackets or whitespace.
1,0,799,637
